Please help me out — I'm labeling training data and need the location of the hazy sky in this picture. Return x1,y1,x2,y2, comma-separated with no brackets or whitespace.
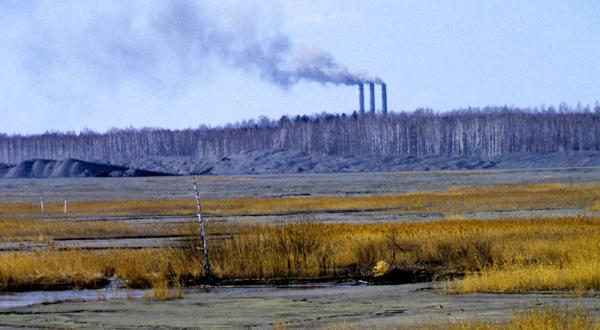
2,0,599,134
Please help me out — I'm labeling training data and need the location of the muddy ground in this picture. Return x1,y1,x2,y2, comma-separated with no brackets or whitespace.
1,283,599,329
2,167,600,204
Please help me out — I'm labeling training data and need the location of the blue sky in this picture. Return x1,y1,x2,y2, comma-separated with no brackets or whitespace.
1,0,599,134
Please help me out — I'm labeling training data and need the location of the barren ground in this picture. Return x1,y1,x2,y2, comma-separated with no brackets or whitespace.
2,283,599,329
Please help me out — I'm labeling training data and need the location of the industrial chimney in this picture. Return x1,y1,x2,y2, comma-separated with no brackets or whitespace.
369,82,375,113
381,83,388,115
358,83,365,114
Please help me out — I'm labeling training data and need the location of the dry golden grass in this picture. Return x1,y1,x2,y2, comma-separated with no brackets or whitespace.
415,307,599,330
449,259,600,294
209,217,600,287
283,307,598,330
1,217,596,293
587,199,600,212
0,248,202,291
3,182,600,218
0,219,187,242
0,199,196,217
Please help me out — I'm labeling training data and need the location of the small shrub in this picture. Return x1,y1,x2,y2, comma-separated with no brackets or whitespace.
372,260,390,277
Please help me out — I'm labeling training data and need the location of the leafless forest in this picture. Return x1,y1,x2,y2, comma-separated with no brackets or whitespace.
2,105,600,164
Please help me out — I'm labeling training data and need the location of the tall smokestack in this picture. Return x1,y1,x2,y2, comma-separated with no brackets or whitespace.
358,83,365,114
381,83,388,115
369,82,375,113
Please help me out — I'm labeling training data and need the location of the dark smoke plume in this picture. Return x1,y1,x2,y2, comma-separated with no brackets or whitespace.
158,1,383,87
16,1,382,89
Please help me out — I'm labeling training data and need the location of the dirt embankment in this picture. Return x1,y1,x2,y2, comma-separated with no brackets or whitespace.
4,151,600,177
125,150,600,175
0,159,170,178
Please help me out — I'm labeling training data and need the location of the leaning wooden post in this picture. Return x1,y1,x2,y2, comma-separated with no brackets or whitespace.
193,177,212,280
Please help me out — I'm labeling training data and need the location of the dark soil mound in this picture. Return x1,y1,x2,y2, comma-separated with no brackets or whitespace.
125,150,600,175
1,159,170,178
6,151,600,178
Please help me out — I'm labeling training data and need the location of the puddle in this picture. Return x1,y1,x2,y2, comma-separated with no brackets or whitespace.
0,282,422,309
0,288,147,309
0,282,355,309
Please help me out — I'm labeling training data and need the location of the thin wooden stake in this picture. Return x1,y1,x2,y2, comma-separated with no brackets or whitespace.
64,198,68,214
39,189,44,215
193,177,212,280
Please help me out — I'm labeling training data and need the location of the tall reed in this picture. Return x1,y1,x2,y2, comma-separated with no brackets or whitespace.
0,217,597,293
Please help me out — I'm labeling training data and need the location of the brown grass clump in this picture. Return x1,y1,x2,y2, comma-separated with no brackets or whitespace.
3,182,600,218
145,276,183,301
210,222,340,279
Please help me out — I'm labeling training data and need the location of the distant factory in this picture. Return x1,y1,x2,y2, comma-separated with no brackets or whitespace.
357,82,387,115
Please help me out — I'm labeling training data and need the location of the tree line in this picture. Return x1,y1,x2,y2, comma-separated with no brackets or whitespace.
2,105,600,164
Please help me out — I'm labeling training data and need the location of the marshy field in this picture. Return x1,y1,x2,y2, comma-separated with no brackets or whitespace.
0,168,599,329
